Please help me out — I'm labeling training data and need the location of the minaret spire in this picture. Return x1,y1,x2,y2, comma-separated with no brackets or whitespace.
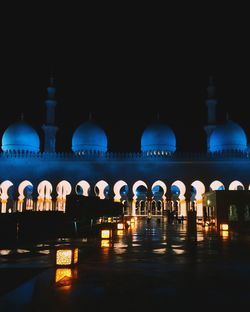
42,73,58,152
204,75,218,152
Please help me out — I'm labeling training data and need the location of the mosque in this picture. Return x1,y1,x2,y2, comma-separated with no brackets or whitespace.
0,76,250,219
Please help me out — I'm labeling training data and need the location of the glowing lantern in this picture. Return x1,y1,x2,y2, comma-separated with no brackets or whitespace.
55,247,79,266
220,224,229,231
101,229,112,239
117,223,124,230
101,239,110,248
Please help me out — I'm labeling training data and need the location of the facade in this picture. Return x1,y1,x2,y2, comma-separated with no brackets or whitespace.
1,76,250,218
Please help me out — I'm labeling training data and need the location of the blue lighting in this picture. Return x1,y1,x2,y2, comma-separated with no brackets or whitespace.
141,122,176,153
1,121,40,152
72,121,108,153
209,120,247,153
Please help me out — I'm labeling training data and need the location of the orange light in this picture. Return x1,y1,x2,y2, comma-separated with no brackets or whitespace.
55,248,79,266
220,224,229,231
117,230,124,236
101,229,112,239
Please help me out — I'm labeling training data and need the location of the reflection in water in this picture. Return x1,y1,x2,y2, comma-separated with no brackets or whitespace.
220,230,229,240
101,239,111,248
0,249,11,255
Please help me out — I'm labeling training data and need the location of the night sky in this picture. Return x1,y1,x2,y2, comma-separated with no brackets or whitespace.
1,10,249,153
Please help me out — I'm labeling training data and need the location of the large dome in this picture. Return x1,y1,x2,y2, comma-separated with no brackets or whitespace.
141,122,176,153
1,121,40,152
209,120,247,153
72,121,108,153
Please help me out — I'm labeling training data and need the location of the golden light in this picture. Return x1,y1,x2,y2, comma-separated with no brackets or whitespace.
117,223,124,230
101,239,110,247
108,217,112,223
220,224,229,231
131,217,135,223
55,248,79,266
101,229,112,239
220,230,229,239
117,230,124,236
55,268,72,283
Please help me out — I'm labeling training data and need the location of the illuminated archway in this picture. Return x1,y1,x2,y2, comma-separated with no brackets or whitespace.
229,180,245,190
113,180,128,202
151,180,166,215
132,180,148,216
75,180,90,196
191,180,206,217
56,180,72,212
95,180,110,199
18,180,33,212
0,180,13,213
210,180,225,191
37,180,53,211
171,180,186,216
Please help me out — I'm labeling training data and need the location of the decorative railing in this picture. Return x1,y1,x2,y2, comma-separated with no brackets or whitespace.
0,149,250,161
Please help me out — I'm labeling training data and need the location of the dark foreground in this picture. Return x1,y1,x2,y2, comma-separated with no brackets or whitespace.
1,218,250,311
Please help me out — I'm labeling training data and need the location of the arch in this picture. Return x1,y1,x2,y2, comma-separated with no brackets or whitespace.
95,180,110,199
171,180,186,217
229,180,245,190
0,180,14,213
56,180,72,212
37,180,53,211
113,180,128,202
191,180,206,217
210,180,225,191
17,180,34,212
75,180,90,196
151,180,167,198
132,180,148,216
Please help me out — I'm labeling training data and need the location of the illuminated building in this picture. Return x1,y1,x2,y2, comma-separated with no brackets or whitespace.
0,76,250,219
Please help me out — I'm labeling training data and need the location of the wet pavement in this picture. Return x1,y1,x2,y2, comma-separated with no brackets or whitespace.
1,218,250,311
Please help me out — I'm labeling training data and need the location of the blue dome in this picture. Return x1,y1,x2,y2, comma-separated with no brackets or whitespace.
72,121,108,153
141,122,176,153
1,121,40,152
209,120,247,153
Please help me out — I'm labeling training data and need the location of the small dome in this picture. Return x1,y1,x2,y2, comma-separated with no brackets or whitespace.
141,122,176,153
1,121,40,152
209,120,247,153
72,121,108,153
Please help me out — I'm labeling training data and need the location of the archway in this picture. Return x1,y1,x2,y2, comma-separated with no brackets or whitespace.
210,180,225,191
191,180,206,217
95,180,110,199
151,180,166,216
37,180,53,211
75,180,90,196
171,180,186,217
56,180,72,212
229,180,245,190
132,180,148,216
0,180,14,213
18,180,34,212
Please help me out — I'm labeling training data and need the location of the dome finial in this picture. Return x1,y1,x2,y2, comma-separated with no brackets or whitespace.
89,112,92,121
157,112,160,121
207,75,216,99
226,112,230,121
20,113,24,121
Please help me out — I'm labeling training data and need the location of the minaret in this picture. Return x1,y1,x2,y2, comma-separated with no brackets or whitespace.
204,75,218,151
42,74,58,152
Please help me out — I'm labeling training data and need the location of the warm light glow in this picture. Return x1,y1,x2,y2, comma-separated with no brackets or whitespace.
56,249,72,265
130,217,135,223
117,230,124,236
55,268,72,283
73,248,78,264
220,224,229,231
108,217,112,223
101,229,112,239
117,223,124,230
101,239,110,247
221,230,229,239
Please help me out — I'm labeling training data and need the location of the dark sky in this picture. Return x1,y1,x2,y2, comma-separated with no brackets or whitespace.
1,8,250,153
